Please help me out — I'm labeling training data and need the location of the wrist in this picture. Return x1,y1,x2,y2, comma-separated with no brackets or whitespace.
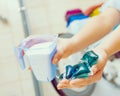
60,38,74,57
92,47,109,59
68,38,80,54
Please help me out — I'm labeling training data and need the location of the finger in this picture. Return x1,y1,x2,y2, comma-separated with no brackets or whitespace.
91,65,99,74
52,38,63,64
91,57,105,73
91,54,107,74
91,48,108,73
58,79,86,89
57,83,68,89
52,51,63,64
91,60,106,74
57,84,75,89
74,85,86,88
70,78,86,86
57,79,70,89
70,69,103,86
70,80,86,88
27,66,32,70
57,82,81,89
87,68,103,84
66,84,85,89
59,79,70,85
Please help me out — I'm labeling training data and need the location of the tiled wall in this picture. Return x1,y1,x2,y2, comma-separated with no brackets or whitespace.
0,0,35,96
25,0,104,35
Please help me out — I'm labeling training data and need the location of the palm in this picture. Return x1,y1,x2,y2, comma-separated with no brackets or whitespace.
57,48,108,89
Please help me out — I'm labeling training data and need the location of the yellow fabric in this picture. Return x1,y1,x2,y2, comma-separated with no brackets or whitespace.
89,8,101,17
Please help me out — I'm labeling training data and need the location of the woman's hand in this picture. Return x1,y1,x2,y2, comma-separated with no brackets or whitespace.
57,48,108,89
52,38,73,64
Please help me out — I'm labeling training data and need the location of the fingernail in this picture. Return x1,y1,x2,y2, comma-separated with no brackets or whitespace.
57,86,66,89
57,87,61,90
92,66,97,74
53,58,58,64
27,66,32,70
57,85,62,89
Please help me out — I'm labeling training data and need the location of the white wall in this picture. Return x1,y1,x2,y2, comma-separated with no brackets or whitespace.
0,0,35,96
25,0,104,35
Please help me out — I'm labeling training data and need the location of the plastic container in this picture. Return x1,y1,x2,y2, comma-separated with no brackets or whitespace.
15,34,57,82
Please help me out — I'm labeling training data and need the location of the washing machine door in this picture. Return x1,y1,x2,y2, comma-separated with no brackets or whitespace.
51,33,96,96
52,78,96,96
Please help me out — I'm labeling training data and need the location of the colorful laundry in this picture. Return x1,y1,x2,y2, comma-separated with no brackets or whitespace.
65,9,82,21
67,14,89,27
65,3,103,28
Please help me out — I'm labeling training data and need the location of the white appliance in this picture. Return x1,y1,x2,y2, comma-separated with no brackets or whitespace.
37,33,120,96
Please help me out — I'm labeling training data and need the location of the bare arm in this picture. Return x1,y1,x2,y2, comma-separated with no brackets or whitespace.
57,21,120,90
52,7,120,64
56,25,120,89
96,25,120,57
70,8,120,54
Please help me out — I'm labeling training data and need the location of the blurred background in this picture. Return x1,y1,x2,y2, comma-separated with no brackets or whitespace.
1,0,120,96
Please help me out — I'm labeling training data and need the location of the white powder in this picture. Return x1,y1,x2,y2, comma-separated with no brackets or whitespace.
29,42,53,49
25,42,54,55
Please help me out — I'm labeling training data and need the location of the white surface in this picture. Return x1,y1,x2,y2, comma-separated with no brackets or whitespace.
26,42,53,54
100,0,120,12
92,78,120,96
25,42,56,81
68,18,89,35
92,59,120,96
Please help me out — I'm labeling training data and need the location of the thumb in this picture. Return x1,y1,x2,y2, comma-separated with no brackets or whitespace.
52,50,63,64
91,48,108,74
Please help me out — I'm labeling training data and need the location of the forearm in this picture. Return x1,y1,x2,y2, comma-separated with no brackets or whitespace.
96,25,120,57
70,8,120,54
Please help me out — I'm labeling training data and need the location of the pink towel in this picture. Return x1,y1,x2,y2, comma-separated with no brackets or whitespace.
65,9,82,21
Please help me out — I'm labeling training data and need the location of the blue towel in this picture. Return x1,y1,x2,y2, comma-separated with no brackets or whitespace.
67,14,89,27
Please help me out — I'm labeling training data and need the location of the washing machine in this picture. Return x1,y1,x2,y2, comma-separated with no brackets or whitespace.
92,58,120,96
36,33,96,96
36,33,120,96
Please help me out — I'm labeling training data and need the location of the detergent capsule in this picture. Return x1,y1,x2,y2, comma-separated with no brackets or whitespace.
58,50,99,80
71,60,91,78
82,50,98,67
76,73,89,79
65,65,73,79
59,73,64,80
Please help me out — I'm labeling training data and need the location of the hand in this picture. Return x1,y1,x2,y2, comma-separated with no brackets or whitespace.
52,38,73,64
57,48,108,89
